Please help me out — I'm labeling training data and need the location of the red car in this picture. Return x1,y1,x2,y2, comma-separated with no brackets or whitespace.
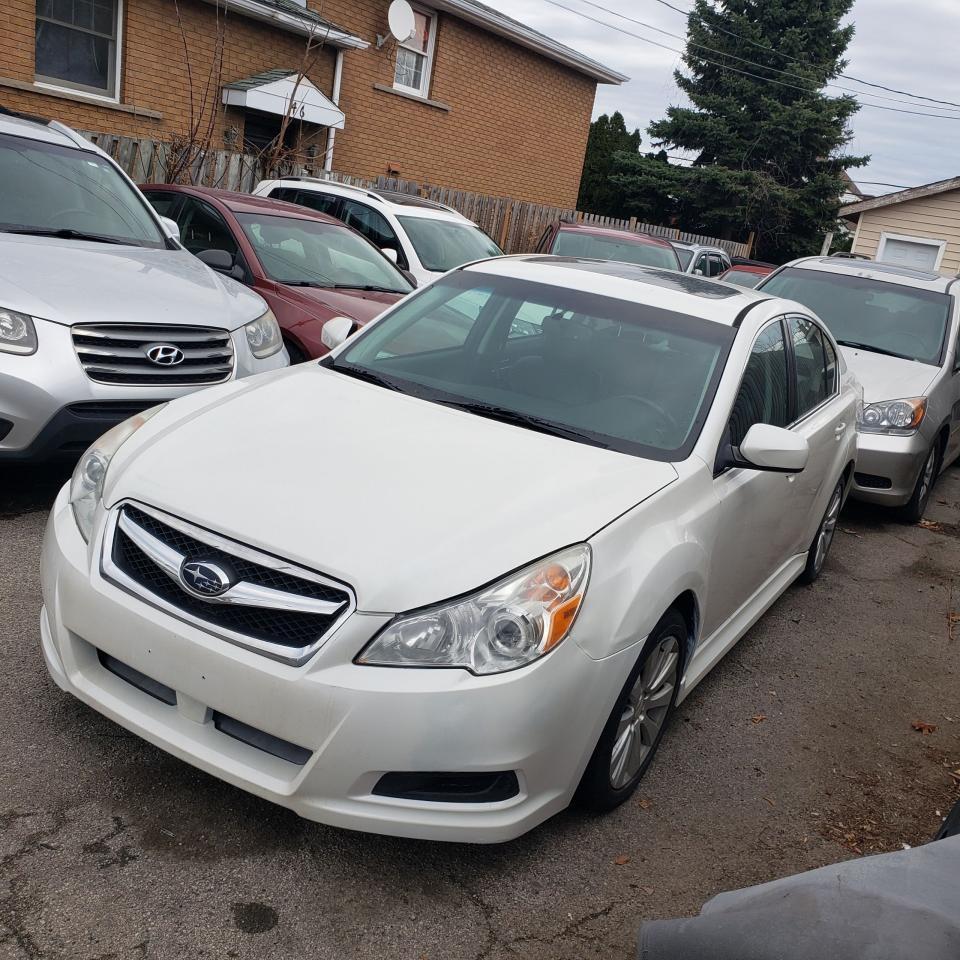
141,184,414,361
719,260,776,288
536,220,681,270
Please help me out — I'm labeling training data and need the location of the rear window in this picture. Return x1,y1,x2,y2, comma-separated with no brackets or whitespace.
722,268,765,289
551,230,680,270
760,267,951,365
397,216,502,273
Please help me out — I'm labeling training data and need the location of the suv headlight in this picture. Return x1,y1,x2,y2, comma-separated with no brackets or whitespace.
69,405,166,541
0,307,38,355
244,308,282,359
857,397,926,435
357,545,591,675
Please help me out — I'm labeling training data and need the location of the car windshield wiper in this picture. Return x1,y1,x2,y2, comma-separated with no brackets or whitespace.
325,360,403,392
429,397,604,446
835,339,914,361
328,284,408,294
1,226,136,245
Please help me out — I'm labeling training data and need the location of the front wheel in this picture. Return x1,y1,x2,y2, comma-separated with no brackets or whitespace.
798,478,844,584
899,443,940,524
576,610,685,812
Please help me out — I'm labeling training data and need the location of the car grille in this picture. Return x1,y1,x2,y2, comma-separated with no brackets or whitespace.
72,324,234,385
102,503,354,664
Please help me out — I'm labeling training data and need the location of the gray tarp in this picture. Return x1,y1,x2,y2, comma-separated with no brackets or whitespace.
639,836,960,960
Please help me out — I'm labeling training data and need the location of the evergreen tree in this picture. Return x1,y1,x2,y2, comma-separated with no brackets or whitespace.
576,112,643,214
637,0,868,261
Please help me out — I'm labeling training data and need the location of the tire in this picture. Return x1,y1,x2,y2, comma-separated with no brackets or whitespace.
576,609,686,812
798,477,844,584
283,338,307,365
899,442,940,524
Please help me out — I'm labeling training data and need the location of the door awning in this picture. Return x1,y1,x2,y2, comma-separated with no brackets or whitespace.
222,70,345,128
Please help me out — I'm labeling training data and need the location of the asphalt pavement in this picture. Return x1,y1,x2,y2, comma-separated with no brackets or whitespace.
1,461,958,959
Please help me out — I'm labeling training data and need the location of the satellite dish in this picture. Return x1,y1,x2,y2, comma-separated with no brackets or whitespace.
387,0,417,43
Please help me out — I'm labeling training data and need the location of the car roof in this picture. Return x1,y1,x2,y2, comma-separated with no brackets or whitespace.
725,263,774,275
779,256,956,293
556,222,676,248
462,255,777,326
142,183,343,225
0,108,101,151
268,177,472,223
672,241,726,254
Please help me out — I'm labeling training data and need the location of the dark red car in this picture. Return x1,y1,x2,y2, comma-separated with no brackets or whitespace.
141,184,414,361
718,260,776,288
536,220,681,271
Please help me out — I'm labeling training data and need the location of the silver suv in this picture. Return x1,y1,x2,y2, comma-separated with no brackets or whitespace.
672,242,732,277
758,257,960,520
0,110,287,461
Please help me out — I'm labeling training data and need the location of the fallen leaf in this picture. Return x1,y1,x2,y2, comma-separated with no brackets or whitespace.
911,720,938,735
763,796,776,807
918,519,943,532
751,713,767,724
637,798,651,810
948,769,960,783
642,886,655,895
614,855,630,866
840,527,862,538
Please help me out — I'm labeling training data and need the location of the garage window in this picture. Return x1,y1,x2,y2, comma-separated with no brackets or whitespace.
35,0,122,99
876,232,946,272
393,7,436,98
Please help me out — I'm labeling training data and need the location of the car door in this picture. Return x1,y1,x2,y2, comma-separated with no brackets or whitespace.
786,315,854,548
704,319,805,638
945,307,960,464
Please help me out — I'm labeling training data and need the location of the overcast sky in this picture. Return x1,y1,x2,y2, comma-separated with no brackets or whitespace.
482,0,960,196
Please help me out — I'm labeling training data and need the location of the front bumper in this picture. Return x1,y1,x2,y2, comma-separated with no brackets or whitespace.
40,488,632,843
850,429,931,506
0,318,287,460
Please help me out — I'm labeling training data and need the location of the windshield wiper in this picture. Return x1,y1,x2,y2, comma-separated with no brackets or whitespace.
835,339,914,361
325,360,402,391
1,226,135,245
430,398,605,446
329,284,407,294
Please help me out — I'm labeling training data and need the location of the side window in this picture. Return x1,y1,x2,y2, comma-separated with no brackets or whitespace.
268,187,301,205
341,200,402,256
179,199,240,260
694,254,709,275
708,255,725,277
729,322,790,447
294,190,342,218
790,316,833,417
507,301,561,339
144,191,183,219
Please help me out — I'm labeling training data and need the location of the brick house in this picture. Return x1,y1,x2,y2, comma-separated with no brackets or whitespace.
0,0,626,206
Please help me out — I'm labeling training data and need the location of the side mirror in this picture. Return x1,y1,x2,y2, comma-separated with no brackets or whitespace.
321,315,355,351
693,268,705,276
739,423,809,473
197,248,234,272
160,216,181,242
381,247,399,264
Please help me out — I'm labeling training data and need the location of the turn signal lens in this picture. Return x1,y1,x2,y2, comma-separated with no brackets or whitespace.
357,545,591,675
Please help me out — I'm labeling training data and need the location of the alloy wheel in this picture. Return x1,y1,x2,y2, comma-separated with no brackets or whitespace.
609,634,681,788
813,483,843,574
917,447,937,514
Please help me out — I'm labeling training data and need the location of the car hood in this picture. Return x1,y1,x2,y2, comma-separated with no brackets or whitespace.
0,233,265,329
839,346,940,402
107,366,678,612
280,284,404,324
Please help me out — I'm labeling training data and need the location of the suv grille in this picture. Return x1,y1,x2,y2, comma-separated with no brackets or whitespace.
72,324,234,385
103,504,354,664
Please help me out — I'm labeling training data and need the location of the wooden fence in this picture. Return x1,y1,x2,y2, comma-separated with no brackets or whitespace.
81,131,752,259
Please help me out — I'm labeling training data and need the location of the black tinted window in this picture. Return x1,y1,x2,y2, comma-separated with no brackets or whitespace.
790,316,834,416
180,199,239,259
342,201,398,250
730,322,789,447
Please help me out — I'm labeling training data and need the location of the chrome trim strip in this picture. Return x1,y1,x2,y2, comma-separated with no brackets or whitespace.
102,502,356,666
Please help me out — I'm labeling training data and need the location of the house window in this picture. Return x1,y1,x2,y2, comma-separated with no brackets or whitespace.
35,0,121,98
393,7,436,97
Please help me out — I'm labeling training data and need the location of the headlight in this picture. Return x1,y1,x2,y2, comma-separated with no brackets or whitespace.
244,308,282,359
857,397,927,435
357,545,591,675
0,307,37,355
69,405,166,541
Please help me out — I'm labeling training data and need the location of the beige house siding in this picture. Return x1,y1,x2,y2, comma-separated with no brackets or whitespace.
851,189,960,275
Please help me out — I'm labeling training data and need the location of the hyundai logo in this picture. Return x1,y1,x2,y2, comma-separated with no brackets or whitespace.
146,343,185,366
180,560,233,598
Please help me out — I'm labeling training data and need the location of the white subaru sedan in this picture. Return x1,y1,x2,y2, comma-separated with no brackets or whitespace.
40,258,858,843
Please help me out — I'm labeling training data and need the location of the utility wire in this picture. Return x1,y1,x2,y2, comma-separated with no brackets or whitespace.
538,0,960,119
645,0,960,110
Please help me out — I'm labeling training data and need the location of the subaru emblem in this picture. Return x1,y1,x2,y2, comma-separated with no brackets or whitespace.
146,343,185,366
180,560,233,597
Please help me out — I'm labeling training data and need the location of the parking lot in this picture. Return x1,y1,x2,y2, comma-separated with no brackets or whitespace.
0,462,956,960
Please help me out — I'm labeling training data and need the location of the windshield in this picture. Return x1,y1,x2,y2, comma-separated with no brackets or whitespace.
760,267,951,365
551,230,680,270
722,268,765,289
237,213,413,292
397,216,502,272
0,132,165,247
328,271,734,460
674,247,693,270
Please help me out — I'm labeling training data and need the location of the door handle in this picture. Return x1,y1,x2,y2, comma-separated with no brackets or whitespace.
834,422,847,441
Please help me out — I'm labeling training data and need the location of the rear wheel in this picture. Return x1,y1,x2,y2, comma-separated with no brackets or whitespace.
576,609,685,812
799,478,844,584
899,443,940,524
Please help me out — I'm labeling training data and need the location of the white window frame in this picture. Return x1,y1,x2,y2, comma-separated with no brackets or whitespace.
392,6,437,99
876,231,947,272
34,0,123,103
